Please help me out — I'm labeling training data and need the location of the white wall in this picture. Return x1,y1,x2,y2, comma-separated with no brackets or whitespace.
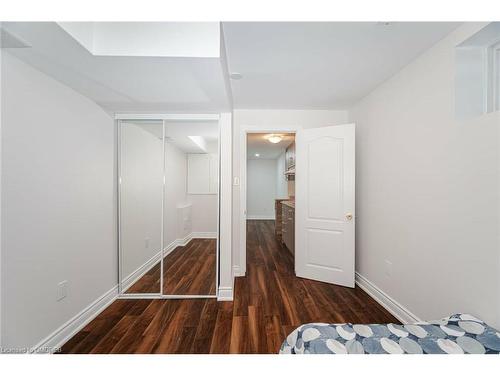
120,124,163,280
187,152,218,235
276,151,288,199
189,195,218,234
247,159,277,219
187,153,218,194
232,109,349,275
349,23,500,329
164,143,188,245
1,52,116,348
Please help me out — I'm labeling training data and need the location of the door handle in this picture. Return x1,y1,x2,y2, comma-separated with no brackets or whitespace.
345,213,353,221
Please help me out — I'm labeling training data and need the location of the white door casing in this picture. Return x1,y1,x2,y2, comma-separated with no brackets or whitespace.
295,124,355,287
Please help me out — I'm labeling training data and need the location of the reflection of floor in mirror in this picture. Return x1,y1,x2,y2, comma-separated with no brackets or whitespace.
125,238,216,295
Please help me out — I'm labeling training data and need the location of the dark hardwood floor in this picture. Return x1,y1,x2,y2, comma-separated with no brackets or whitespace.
60,220,398,354
125,238,216,295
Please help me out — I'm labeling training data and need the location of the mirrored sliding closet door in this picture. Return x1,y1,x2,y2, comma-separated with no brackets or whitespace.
162,119,219,297
118,117,219,298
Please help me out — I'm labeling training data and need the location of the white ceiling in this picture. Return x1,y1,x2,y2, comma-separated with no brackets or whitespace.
164,120,219,153
123,120,219,154
247,133,294,160
222,22,460,109
1,22,461,113
58,22,220,58
1,22,231,113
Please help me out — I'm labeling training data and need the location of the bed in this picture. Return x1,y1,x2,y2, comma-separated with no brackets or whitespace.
279,313,500,354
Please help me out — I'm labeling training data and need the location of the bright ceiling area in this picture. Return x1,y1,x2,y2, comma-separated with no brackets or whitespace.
247,133,294,160
1,21,461,113
58,22,220,58
1,22,231,113
123,120,219,153
222,22,460,109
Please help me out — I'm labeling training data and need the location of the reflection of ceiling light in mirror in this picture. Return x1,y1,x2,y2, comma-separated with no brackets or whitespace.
255,153,260,157
188,135,208,152
267,134,282,144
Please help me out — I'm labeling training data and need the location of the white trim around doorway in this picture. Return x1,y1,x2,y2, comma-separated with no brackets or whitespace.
238,125,298,277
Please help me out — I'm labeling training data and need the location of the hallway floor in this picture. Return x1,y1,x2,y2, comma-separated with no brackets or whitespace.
60,220,398,354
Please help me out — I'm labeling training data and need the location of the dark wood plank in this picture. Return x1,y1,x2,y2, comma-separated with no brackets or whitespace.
209,302,233,354
229,315,249,354
190,299,219,354
89,315,136,353
109,299,160,353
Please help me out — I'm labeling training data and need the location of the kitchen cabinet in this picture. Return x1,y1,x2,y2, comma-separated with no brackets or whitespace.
285,142,295,171
275,199,285,243
282,203,295,254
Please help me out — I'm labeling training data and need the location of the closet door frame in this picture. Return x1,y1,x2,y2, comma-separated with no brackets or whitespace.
115,113,221,300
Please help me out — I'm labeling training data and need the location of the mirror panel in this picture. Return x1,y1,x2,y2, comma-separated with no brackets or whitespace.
119,120,164,294
162,120,218,295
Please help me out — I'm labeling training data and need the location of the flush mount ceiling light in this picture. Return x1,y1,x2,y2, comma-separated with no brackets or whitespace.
230,72,243,80
255,153,260,157
267,134,282,144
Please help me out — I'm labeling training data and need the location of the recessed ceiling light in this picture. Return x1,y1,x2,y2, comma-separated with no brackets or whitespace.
255,153,260,157
230,72,243,80
267,134,282,144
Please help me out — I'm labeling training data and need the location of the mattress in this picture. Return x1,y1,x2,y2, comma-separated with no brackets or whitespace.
279,313,500,354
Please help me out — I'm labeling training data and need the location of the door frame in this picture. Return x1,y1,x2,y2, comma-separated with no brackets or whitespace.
115,113,221,299
238,125,299,277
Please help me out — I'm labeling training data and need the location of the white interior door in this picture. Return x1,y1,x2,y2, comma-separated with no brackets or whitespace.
295,124,355,287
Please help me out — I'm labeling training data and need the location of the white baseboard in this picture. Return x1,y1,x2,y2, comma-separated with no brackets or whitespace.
175,231,216,245
32,285,119,353
191,231,217,239
177,233,193,246
121,250,162,293
247,216,275,220
355,272,422,324
217,286,233,301
233,265,245,277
